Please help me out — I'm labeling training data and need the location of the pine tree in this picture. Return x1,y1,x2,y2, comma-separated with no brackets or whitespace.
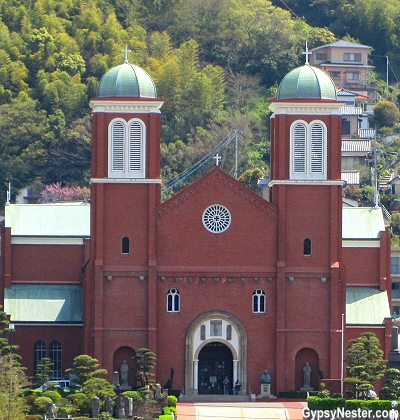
344,332,387,398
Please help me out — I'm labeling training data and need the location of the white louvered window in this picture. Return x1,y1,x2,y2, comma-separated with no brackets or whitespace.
310,123,324,173
111,121,125,172
293,123,306,173
128,121,143,172
109,118,146,178
290,120,327,180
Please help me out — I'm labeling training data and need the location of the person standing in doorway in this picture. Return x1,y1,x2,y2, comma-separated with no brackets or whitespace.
223,376,230,395
234,379,241,395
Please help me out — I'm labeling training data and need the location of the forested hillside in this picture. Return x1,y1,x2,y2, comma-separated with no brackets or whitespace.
0,0,393,205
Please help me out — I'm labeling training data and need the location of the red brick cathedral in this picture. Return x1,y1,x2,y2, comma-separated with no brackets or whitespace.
0,55,392,396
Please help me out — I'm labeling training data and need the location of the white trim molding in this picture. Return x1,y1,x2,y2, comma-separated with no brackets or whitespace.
269,180,344,187
89,99,163,114
269,101,342,115
91,178,162,184
342,240,381,248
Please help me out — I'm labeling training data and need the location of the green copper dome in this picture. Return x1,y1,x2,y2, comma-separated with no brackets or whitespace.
277,64,336,100
97,62,157,98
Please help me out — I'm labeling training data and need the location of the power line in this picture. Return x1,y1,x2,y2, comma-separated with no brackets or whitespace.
163,130,242,191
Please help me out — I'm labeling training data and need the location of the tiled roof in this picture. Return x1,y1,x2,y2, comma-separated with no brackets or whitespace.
341,171,360,185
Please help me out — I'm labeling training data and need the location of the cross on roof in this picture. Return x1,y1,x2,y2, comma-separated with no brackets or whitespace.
122,46,132,63
302,42,312,65
213,154,221,166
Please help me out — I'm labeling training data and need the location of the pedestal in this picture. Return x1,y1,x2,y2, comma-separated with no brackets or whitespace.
258,383,276,398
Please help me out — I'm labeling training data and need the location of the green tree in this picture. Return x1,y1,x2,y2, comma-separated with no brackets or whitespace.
382,368,400,399
81,377,115,399
374,100,400,129
34,357,53,386
65,355,107,386
390,212,400,235
0,356,27,420
238,168,265,190
344,332,386,399
133,348,156,388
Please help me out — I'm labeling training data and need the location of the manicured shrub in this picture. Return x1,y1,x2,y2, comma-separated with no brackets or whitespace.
345,399,393,412
42,390,62,403
163,405,177,416
33,396,53,414
167,395,178,407
122,390,143,403
307,397,394,412
307,396,345,410
158,415,173,420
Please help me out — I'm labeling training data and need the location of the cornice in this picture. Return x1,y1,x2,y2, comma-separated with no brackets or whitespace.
91,178,162,184
158,170,277,217
269,179,344,186
89,99,164,114
269,101,342,116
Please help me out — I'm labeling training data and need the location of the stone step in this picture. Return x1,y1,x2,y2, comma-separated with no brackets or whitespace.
179,394,251,402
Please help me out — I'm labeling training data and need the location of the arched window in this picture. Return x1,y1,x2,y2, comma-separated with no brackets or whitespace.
34,341,47,376
122,237,130,254
290,120,327,180
253,290,266,313
109,118,146,178
49,341,62,380
304,238,312,256
167,288,180,312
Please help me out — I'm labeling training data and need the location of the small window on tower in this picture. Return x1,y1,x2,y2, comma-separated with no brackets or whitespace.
252,290,266,313
122,237,130,254
167,288,180,312
304,238,312,256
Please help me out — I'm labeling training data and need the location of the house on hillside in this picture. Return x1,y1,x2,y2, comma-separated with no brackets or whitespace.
310,40,377,101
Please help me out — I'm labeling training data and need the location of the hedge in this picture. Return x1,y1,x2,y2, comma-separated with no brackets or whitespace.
307,397,394,412
158,416,173,420
167,395,178,407
163,406,177,416
307,397,346,410
279,390,318,398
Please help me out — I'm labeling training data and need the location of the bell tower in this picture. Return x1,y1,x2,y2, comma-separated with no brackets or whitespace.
268,62,345,391
84,49,164,368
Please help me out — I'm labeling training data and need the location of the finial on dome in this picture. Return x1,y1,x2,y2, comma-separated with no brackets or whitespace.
302,42,312,65
121,46,132,64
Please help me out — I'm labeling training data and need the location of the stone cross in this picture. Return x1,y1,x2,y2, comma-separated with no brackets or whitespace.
122,46,132,63
213,154,221,166
302,42,312,65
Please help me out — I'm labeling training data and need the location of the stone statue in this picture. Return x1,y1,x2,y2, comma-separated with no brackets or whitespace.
155,382,162,400
92,396,100,419
303,362,311,387
106,395,114,415
46,402,56,419
116,395,127,418
120,360,129,387
260,369,271,383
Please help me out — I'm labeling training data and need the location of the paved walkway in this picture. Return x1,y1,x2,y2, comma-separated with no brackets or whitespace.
177,401,306,420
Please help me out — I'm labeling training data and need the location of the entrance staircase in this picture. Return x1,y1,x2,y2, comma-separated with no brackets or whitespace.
179,394,251,402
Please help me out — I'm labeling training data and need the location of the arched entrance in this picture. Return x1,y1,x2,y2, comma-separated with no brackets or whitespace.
198,342,233,394
185,310,247,396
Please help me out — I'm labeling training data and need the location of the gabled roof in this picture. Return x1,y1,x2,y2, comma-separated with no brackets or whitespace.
311,40,372,51
157,166,277,218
